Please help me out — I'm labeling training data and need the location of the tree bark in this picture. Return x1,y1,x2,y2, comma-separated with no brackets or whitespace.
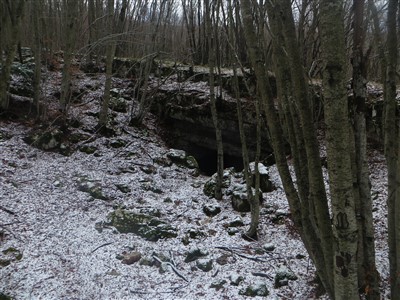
351,1,380,298
59,0,77,113
319,0,359,298
98,0,116,128
205,0,224,200
385,0,400,297
0,0,26,111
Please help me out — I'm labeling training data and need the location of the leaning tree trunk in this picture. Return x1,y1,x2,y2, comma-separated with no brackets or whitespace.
265,3,334,296
266,2,335,295
319,0,359,298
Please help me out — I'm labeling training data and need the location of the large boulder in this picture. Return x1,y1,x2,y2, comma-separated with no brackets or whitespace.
105,209,177,241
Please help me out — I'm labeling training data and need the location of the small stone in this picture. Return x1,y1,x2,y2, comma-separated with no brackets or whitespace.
186,156,199,169
210,279,227,290
109,139,127,148
79,145,97,154
229,273,244,286
196,258,213,272
274,265,298,288
203,204,221,217
159,262,171,274
115,184,131,193
140,165,157,174
191,182,202,188
216,254,230,265
139,256,155,267
163,197,173,203
263,243,275,252
227,227,239,235
229,217,244,227
122,252,142,265
239,283,269,297
184,248,208,263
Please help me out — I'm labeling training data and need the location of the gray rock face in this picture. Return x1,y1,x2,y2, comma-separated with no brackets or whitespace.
249,162,275,192
166,149,199,169
150,81,274,165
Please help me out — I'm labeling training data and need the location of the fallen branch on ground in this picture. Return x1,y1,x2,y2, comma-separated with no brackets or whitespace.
152,255,189,282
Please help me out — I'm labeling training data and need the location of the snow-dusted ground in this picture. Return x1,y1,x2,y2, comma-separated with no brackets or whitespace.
0,74,390,299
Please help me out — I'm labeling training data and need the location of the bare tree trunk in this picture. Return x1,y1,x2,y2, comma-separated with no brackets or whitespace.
385,0,400,297
0,0,26,111
239,0,303,251
59,0,77,114
266,3,334,295
98,0,116,128
351,1,380,298
33,0,42,117
205,0,223,200
319,0,359,298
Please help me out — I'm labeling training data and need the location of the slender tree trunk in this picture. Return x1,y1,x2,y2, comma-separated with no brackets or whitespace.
33,0,42,117
319,0,359,298
0,0,26,111
59,0,77,113
239,0,302,249
205,0,223,200
351,1,380,298
98,0,116,128
385,0,400,297
267,3,334,295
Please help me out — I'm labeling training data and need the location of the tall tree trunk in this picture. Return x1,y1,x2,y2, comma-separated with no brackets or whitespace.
319,0,359,298
33,0,42,117
98,0,116,128
0,0,26,111
385,0,400,297
59,0,77,113
205,0,223,200
266,3,334,295
351,0,380,298
265,3,334,296
239,0,303,252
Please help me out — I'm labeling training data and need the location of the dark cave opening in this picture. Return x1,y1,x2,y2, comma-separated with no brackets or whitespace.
187,146,244,176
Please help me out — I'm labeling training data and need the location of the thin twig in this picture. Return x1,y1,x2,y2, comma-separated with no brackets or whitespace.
91,242,113,253
0,205,15,215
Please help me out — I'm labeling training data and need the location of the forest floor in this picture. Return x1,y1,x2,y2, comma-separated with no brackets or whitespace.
0,70,390,299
